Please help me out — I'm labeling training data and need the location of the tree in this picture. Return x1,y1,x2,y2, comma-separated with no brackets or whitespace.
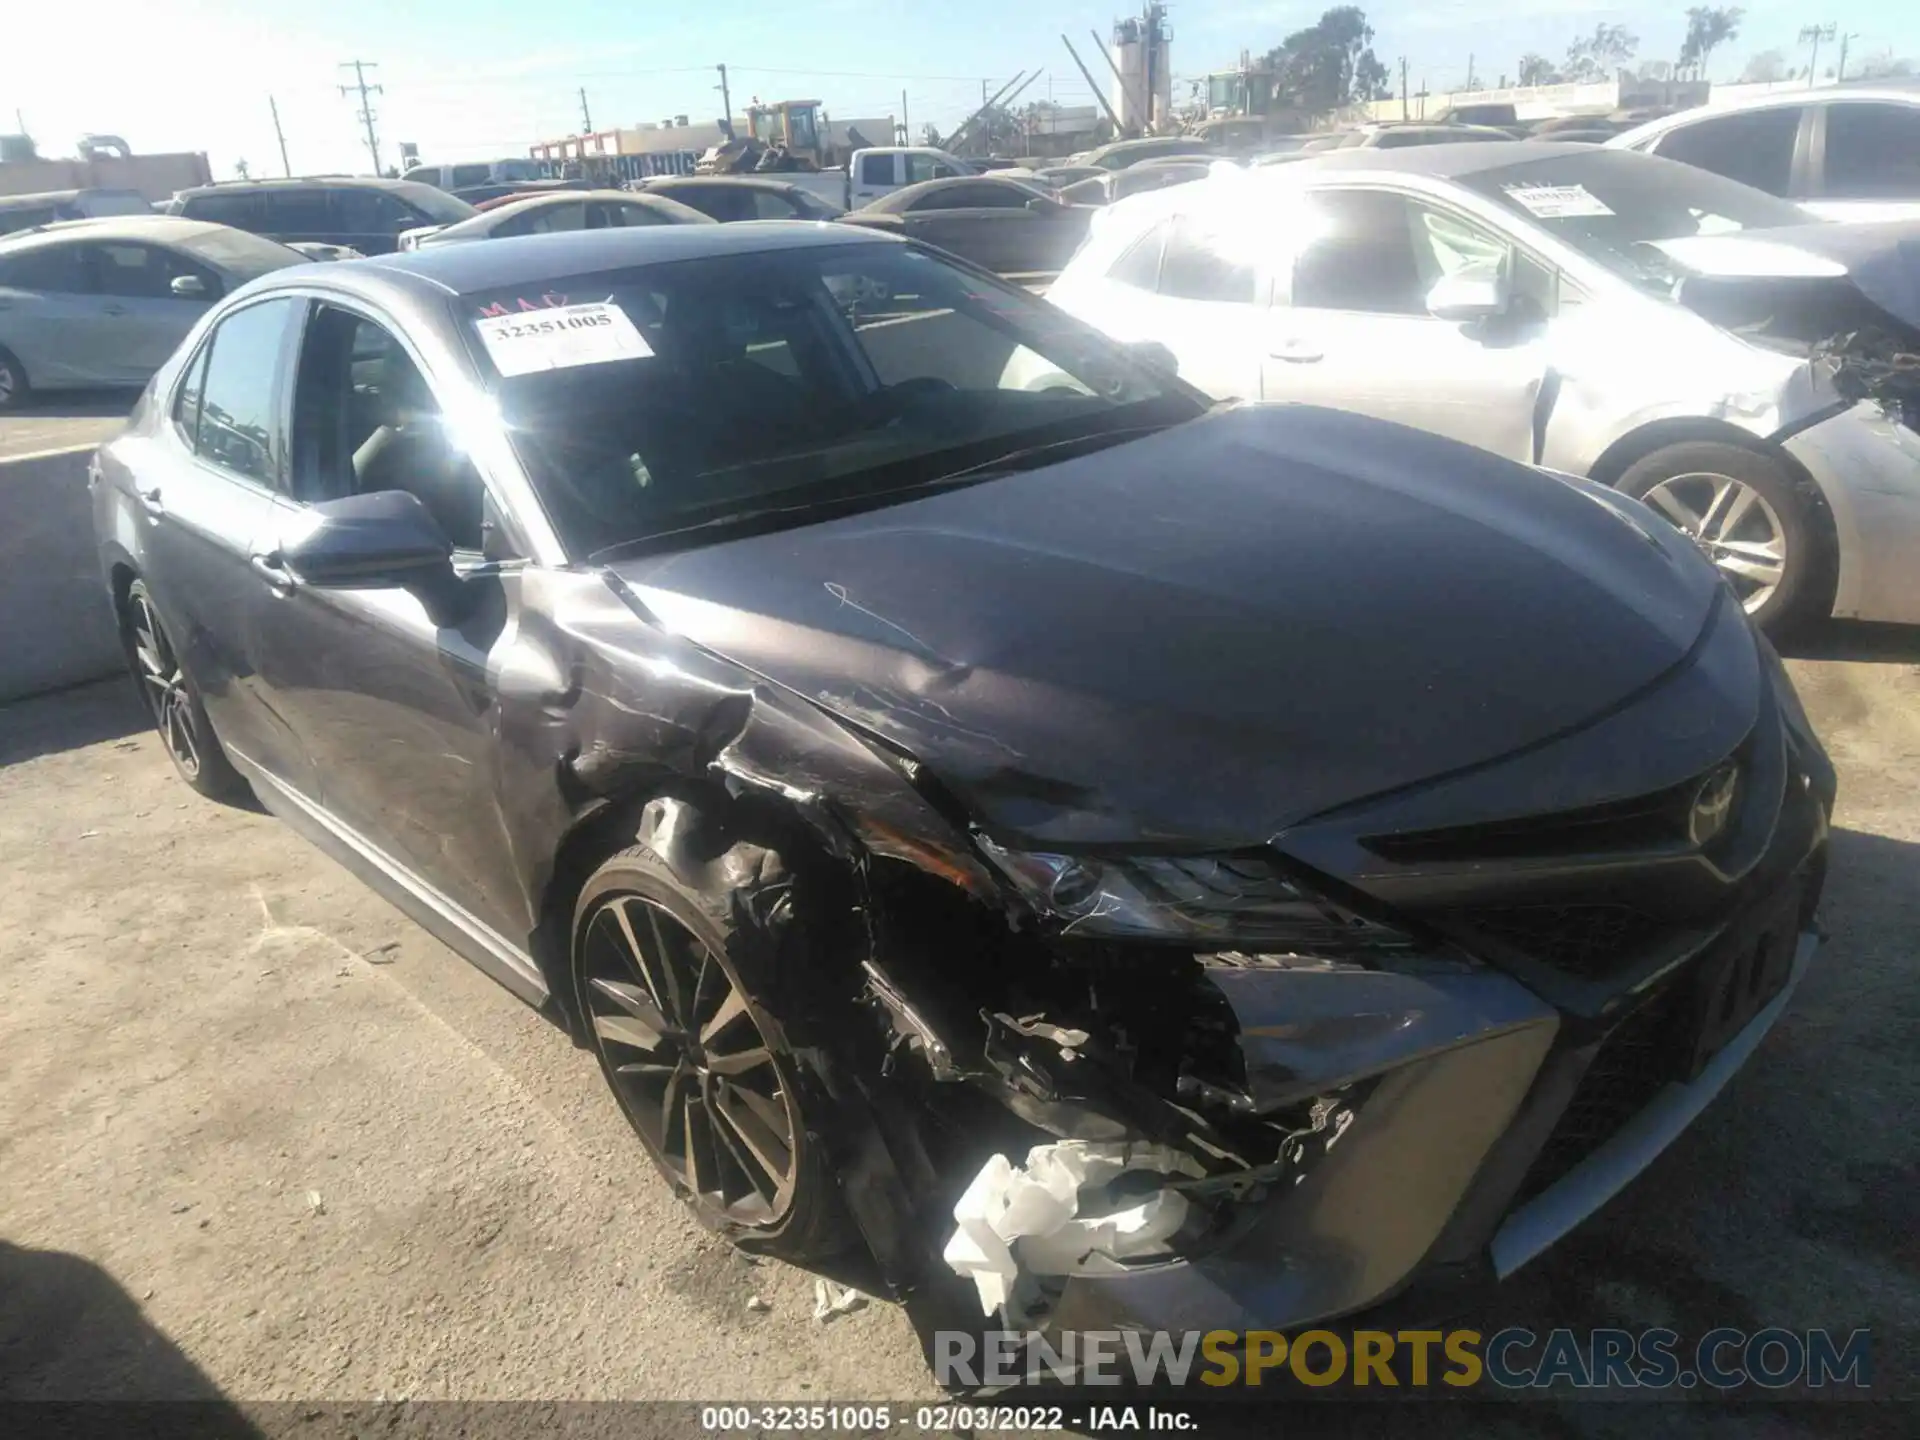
1854,52,1917,80
1517,53,1561,86
1263,7,1393,114
1678,7,1743,77
1738,49,1787,82
1563,24,1639,83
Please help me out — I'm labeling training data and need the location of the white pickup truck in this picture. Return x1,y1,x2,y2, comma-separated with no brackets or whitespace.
845,147,980,206
725,148,980,212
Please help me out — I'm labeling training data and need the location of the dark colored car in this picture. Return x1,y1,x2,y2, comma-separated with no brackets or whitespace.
92,222,1832,1376
166,178,476,255
633,176,846,222
841,176,1093,274
1081,136,1218,171
1059,160,1213,205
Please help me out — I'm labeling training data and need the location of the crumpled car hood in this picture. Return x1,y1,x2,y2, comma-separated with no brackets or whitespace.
612,405,1719,847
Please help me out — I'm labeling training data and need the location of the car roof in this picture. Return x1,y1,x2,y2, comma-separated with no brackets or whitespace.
174,175,425,196
861,173,1049,212
1281,138,1598,178
357,219,892,294
645,176,803,191
0,214,235,251
1612,83,1920,144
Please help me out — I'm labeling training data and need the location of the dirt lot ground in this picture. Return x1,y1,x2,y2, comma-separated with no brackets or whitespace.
2,631,1917,1432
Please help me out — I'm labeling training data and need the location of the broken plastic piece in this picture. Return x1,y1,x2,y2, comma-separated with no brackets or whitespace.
941,1140,1204,1318
812,1277,868,1322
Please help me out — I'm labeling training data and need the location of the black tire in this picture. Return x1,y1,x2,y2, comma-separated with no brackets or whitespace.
572,799,852,1264
0,347,27,411
1615,440,1832,635
121,578,251,803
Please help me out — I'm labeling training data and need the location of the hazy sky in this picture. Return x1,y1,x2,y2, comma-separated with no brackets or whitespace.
5,1,1915,177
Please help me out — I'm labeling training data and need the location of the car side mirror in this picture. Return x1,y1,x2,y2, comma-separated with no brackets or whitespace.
1425,269,1510,322
1124,340,1179,375
169,274,207,298
276,489,455,592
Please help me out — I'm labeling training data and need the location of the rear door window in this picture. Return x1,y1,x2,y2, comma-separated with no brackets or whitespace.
860,153,897,186
910,182,1027,212
1156,215,1255,303
752,189,804,219
192,297,299,486
0,242,94,293
1822,102,1920,200
497,200,586,236
1107,222,1167,290
180,191,266,230
1652,107,1800,196
451,164,494,188
259,189,333,234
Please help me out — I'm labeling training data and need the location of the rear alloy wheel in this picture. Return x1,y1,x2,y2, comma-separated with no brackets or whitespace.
123,579,249,802
0,348,26,411
573,829,849,1262
1617,441,1830,634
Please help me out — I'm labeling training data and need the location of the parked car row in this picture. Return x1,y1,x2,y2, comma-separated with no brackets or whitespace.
87,211,1839,1364
1037,140,1920,632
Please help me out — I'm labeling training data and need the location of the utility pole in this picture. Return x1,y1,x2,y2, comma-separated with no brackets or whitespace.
1465,52,1477,91
1836,31,1857,81
716,64,734,139
338,60,384,176
578,87,593,134
1400,57,1410,120
900,89,909,146
269,95,291,177
1798,24,1835,85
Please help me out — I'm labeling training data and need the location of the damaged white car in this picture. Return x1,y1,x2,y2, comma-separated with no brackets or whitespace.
1038,142,1920,633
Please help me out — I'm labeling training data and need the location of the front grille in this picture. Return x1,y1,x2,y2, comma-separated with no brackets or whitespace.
1513,985,1688,1205
1442,902,1670,980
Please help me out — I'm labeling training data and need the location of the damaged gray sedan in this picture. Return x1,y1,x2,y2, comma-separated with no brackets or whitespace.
93,222,1834,1371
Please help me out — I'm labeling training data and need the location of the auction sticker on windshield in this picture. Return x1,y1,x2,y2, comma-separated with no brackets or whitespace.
474,302,653,376
1502,183,1614,219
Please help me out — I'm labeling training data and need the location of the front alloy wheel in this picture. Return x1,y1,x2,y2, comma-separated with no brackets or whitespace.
580,892,801,1228
1616,440,1829,634
1639,471,1787,615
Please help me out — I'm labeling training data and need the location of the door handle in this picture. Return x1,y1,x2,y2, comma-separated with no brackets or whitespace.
135,484,165,517
102,304,129,317
1268,339,1324,363
249,552,297,596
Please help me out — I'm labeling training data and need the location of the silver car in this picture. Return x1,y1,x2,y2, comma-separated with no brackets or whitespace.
0,216,306,409
1037,141,1920,631
399,190,713,251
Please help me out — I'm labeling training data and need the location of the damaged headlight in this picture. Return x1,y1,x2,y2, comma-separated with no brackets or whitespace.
976,838,1414,950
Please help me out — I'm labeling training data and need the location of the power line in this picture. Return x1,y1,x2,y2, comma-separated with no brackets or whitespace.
338,59,385,175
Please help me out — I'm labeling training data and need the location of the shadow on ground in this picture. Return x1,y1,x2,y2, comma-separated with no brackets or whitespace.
0,1239,261,1435
0,676,146,767
1781,620,1920,666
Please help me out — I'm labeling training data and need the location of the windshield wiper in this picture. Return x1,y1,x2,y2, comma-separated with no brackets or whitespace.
590,424,1172,563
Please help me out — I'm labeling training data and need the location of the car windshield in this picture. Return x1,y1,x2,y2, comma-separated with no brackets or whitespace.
461,243,1203,559
1458,149,1812,292
495,159,544,183
175,224,309,279
394,182,479,224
